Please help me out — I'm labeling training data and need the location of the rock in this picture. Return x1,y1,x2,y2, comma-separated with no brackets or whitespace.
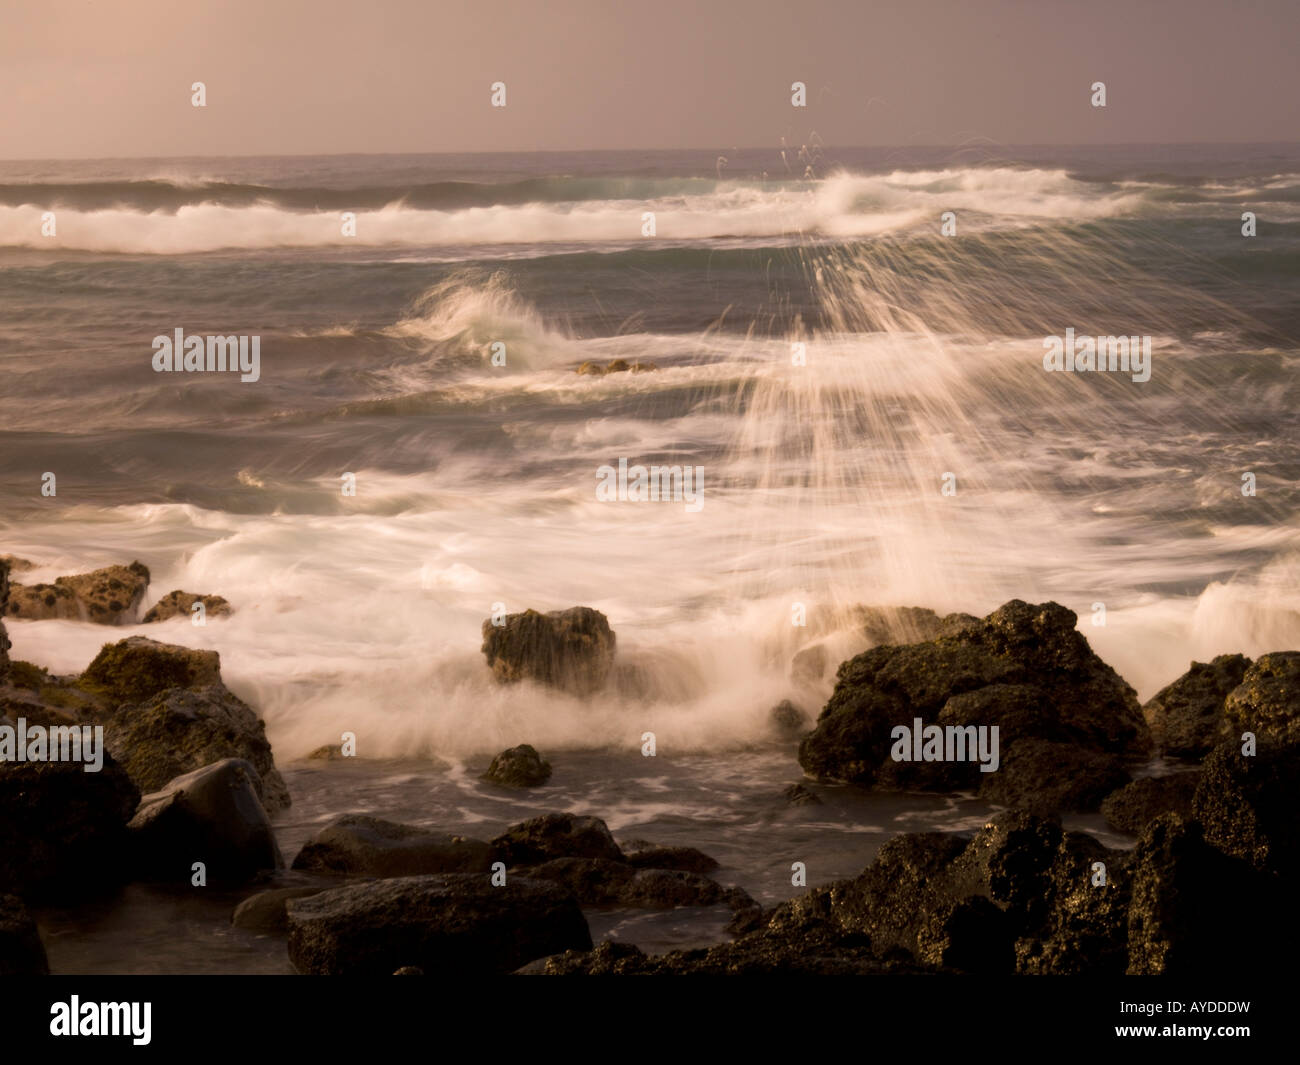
978,739,1130,815
0,895,48,975
291,815,494,877
306,744,346,761
481,607,616,695
621,843,719,873
80,637,221,705
620,868,754,911
1143,654,1252,758
799,600,1149,802
781,782,823,806
790,644,828,685
1222,652,1300,746
1101,773,1200,835
575,361,605,375
286,874,592,975
491,813,624,866
142,591,233,624
605,359,631,373
769,699,811,739
128,758,282,885
857,605,972,647
232,887,325,935
1126,814,1288,974
6,562,150,625
630,361,658,373
1193,738,1300,878
0,555,33,573
79,639,288,813
0,755,139,899
482,744,552,788
392,966,424,975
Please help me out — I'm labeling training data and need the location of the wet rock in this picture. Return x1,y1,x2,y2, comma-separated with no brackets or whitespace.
1143,654,1252,758
232,886,326,935
1101,772,1200,835
857,605,974,647
790,644,829,685
490,813,624,866
630,361,658,373
781,782,823,806
481,607,615,695
620,842,719,873
7,562,150,625
769,699,811,739
620,868,755,912
0,556,33,574
1222,652,1300,746
978,739,1130,815
575,361,605,375
0,755,139,899
605,359,631,373
1193,738,1300,878
142,591,233,624
306,744,346,761
0,894,48,976
799,600,1148,803
291,815,494,877
128,758,282,885
80,637,221,705
286,874,592,975
482,744,552,788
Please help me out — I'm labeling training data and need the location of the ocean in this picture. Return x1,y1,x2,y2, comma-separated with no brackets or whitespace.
2,143,1298,971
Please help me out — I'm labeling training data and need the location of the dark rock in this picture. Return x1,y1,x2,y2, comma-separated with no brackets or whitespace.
769,699,811,739
857,605,974,647
286,874,592,975
799,600,1148,804
490,813,624,866
1222,652,1300,746
481,607,615,695
978,739,1130,815
1193,738,1300,878
0,894,48,976
80,637,221,704
392,966,424,975
0,559,10,682
781,782,823,806
1101,773,1200,835
620,868,755,912
128,758,282,885
7,562,150,624
621,843,719,873
482,744,552,788
232,887,325,934
0,755,139,899
1143,654,1252,758
291,815,494,877
142,591,233,624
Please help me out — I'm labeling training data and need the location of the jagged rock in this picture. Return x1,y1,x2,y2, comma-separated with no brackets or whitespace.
490,813,624,866
482,744,552,788
291,815,494,877
128,758,282,885
781,782,823,806
769,699,811,739
978,739,1129,815
286,874,592,975
0,895,48,976
481,607,615,695
1222,652,1300,746
799,600,1148,806
1101,773,1200,835
1143,654,1252,758
80,637,221,704
306,744,346,761
1193,738,1300,878
232,887,325,934
6,562,150,625
0,754,139,899
142,591,233,623
575,361,605,375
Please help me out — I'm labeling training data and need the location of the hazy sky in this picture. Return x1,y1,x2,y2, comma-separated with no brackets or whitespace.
2,0,1297,159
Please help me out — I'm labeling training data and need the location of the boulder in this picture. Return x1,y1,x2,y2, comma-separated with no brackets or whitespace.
80,637,221,704
0,894,48,976
482,744,552,788
1100,773,1200,835
142,591,233,624
481,607,615,695
978,739,1129,815
620,842,719,873
799,600,1149,804
0,754,139,899
1193,738,1300,878
490,813,624,866
6,562,150,624
769,699,811,740
232,887,326,935
1143,654,1252,758
286,874,592,975
291,815,494,877
128,758,282,884
1222,652,1300,746
521,857,752,912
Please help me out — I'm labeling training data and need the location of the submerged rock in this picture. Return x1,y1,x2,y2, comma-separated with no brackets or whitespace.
286,874,591,975
482,744,552,788
291,815,494,877
769,699,811,740
1143,654,1252,758
490,813,624,866
781,782,823,806
128,758,282,885
6,562,150,625
620,842,719,873
232,886,326,935
142,591,233,623
481,607,615,695
0,895,48,976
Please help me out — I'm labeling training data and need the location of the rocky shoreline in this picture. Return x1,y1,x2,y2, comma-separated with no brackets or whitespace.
1,556,1296,975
